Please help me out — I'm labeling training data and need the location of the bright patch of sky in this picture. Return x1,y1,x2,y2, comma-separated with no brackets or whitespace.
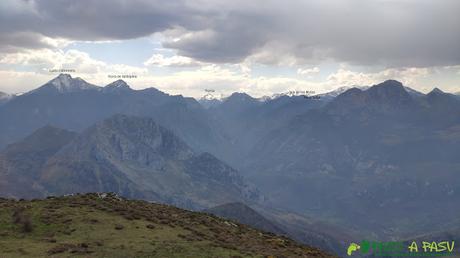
64,38,159,68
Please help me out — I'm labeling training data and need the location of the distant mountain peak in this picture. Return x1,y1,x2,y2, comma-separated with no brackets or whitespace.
53,73,72,80
373,79,404,91
382,79,403,85
327,79,414,113
221,92,259,107
110,79,130,87
367,80,410,99
425,87,457,104
257,95,272,102
218,92,260,112
226,92,255,102
43,73,98,93
49,73,72,89
429,87,444,95
104,80,132,92
198,96,222,109
201,92,220,101
79,114,194,161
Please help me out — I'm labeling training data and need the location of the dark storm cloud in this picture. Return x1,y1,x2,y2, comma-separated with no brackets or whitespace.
0,0,205,40
0,32,52,53
1,0,459,67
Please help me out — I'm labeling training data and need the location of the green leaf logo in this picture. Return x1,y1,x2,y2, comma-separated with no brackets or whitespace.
347,242,361,256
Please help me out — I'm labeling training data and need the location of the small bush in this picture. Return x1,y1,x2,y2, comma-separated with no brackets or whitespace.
12,207,33,233
12,207,23,224
21,217,33,233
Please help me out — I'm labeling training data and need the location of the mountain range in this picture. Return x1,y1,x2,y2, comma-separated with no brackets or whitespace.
1,74,459,256
0,114,259,210
0,74,228,163
242,80,460,238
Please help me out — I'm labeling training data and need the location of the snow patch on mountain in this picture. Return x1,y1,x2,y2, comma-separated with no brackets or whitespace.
47,74,99,93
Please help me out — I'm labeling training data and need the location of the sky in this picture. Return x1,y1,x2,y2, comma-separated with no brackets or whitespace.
0,0,459,98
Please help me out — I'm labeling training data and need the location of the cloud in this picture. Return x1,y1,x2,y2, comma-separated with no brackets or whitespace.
297,67,320,76
136,65,328,98
144,54,203,67
326,67,431,88
0,49,106,73
1,0,458,68
0,32,70,53
0,48,148,80
0,70,51,94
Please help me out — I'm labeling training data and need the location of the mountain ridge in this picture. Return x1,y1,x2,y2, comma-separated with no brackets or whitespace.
1,114,260,210
31,74,100,94
242,78,460,239
205,202,286,235
0,74,229,164
1,75,460,255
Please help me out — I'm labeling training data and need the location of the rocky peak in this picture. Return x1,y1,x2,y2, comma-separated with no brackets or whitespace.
327,80,414,114
367,80,409,99
225,92,256,103
72,114,194,162
104,80,132,93
424,86,460,107
42,74,98,93
428,87,444,95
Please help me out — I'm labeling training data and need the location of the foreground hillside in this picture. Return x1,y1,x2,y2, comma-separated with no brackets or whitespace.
0,193,334,258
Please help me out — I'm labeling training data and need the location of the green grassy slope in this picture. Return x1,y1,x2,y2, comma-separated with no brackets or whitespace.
0,193,334,258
